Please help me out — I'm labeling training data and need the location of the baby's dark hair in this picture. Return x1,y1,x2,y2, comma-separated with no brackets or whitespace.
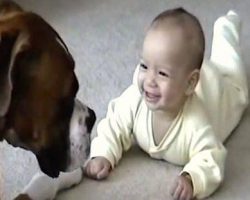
150,7,205,70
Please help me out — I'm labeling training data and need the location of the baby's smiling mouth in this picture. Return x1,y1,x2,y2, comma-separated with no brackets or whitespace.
145,91,161,103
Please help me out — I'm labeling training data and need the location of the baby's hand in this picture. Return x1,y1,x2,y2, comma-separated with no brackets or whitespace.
84,157,111,180
171,173,193,200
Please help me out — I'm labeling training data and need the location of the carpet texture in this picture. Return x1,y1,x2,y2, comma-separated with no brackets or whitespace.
0,140,40,199
14,0,250,199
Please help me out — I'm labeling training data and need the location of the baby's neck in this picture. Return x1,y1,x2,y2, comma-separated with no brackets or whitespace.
153,108,179,122
152,110,177,146
151,105,185,145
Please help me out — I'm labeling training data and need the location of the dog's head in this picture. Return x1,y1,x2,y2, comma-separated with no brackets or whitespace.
0,1,81,177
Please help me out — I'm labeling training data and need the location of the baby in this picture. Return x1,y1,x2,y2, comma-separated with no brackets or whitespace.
84,8,248,200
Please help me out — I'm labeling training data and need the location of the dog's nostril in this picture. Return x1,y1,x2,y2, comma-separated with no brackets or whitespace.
86,107,96,133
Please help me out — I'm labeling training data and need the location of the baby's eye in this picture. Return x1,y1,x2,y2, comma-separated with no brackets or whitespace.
159,71,169,77
140,63,148,70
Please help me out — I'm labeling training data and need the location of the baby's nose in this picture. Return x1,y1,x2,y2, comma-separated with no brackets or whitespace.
146,71,157,87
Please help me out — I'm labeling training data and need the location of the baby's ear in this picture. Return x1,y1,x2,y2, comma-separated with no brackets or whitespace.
185,69,200,96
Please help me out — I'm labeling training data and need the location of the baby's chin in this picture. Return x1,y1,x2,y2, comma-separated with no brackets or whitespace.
143,96,170,112
143,97,160,111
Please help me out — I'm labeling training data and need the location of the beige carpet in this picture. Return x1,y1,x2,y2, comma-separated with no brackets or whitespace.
16,0,250,199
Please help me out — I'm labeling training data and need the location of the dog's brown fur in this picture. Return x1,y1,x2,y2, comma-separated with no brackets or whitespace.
0,1,79,177
14,194,32,200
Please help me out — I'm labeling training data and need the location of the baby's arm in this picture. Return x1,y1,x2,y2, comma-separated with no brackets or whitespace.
179,126,227,199
87,85,141,178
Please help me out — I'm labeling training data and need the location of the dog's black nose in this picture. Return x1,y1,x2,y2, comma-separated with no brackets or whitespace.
86,107,96,133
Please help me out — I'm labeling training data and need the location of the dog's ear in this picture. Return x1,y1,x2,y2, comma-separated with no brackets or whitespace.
0,1,23,16
0,31,19,116
0,1,24,116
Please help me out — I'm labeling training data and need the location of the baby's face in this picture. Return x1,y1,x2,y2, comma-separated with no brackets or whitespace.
138,27,193,114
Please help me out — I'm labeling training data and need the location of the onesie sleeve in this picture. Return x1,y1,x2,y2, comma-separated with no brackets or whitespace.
181,126,227,199
90,85,141,168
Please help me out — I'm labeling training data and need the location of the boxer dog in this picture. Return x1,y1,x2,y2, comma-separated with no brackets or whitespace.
0,0,96,181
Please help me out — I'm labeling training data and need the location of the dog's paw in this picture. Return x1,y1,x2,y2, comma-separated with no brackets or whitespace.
57,167,83,191
22,172,57,200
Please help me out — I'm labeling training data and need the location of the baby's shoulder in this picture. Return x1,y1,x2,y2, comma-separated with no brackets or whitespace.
180,94,223,150
112,84,143,117
182,94,213,135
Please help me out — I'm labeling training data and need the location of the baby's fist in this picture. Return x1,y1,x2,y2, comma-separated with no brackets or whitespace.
171,173,193,200
84,157,111,180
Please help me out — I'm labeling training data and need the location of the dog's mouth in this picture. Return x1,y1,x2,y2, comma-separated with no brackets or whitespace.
86,107,96,133
85,140,90,156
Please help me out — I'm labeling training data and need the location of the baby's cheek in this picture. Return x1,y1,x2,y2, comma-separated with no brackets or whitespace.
137,75,144,93
163,86,181,102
